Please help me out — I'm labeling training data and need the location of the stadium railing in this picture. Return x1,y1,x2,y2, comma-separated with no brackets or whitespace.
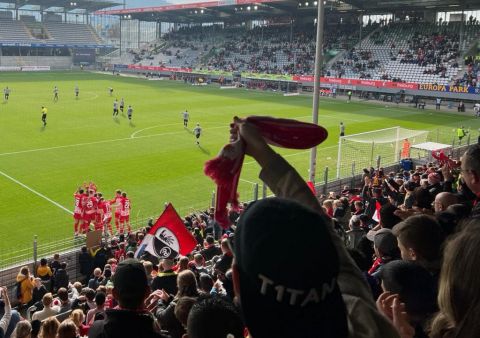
0,215,154,298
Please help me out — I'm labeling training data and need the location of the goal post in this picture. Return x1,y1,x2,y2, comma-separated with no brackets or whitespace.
336,126,429,178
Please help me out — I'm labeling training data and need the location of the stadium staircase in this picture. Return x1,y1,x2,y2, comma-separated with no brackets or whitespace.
23,20,51,40
87,24,103,44
325,24,383,69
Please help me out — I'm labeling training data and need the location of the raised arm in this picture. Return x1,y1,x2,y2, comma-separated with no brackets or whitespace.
232,116,400,337
232,117,372,299
0,287,12,335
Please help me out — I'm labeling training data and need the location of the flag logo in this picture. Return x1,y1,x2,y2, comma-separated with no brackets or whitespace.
153,227,180,259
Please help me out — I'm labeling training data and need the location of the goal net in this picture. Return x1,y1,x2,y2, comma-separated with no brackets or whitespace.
336,127,429,178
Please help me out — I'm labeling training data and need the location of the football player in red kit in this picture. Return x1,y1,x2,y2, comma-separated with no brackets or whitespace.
111,190,122,234
82,190,98,233
73,188,85,236
120,192,131,234
98,197,113,235
83,181,97,193
94,193,104,232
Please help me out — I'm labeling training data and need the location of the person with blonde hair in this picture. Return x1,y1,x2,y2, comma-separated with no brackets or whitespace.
12,321,32,338
16,266,35,305
429,222,480,338
56,320,77,338
322,199,334,217
38,317,59,338
69,309,88,337
32,293,59,322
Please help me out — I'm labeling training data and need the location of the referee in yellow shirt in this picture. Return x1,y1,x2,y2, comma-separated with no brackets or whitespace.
41,106,47,126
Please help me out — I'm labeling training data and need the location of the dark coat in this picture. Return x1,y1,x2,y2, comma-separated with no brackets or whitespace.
471,201,480,219
54,269,69,291
200,245,222,261
79,252,94,277
88,309,168,338
32,285,47,305
151,271,177,295
155,299,184,338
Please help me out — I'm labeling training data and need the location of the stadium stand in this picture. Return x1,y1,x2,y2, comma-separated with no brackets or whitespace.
328,22,480,85
0,18,104,46
132,23,377,74
128,21,480,87
0,18,35,43
43,22,103,45
455,58,480,87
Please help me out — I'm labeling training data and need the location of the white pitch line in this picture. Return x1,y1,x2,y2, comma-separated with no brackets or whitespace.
82,92,100,101
130,122,226,138
0,126,227,157
0,170,73,215
130,123,179,138
239,178,258,185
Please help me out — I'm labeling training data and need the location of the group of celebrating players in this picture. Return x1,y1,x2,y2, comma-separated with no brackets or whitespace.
73,182,131,237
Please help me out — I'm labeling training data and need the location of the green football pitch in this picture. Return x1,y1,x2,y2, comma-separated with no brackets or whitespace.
0,71,479,259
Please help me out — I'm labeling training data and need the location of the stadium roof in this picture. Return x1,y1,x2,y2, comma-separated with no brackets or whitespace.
96,0,357,22
95,0,480,22
0,0,120,12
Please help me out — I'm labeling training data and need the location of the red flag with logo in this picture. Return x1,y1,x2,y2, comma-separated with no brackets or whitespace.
372,201,381,223
135,203,196,259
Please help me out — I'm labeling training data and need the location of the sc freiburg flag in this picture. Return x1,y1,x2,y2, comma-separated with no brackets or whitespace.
135,203,196,259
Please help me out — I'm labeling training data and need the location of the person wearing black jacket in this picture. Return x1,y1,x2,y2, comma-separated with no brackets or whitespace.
361,183,388,219
31,278,47,307
151,259,177,295
54,262,69,293
199,236,221,261
92,244,107,270
460,145,480,218
214,239,233,275
49,254,61,274
79,246,94,284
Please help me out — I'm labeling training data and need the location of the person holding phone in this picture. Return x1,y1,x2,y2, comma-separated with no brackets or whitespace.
0,287,12,338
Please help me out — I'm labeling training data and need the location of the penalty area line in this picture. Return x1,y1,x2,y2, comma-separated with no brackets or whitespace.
0,170,73,215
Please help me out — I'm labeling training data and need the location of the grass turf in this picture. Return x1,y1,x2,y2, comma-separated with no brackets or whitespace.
0,71,479,258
